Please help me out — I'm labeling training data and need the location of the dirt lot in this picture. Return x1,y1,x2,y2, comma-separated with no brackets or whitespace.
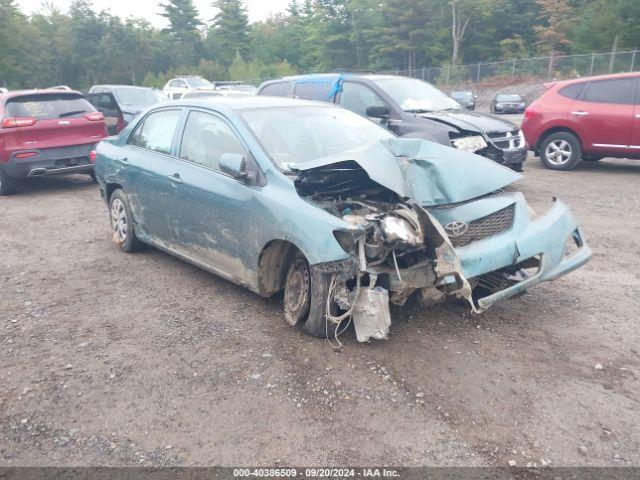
1,154,639,468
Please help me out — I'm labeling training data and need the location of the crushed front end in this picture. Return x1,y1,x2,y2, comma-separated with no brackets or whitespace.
293,139,591,342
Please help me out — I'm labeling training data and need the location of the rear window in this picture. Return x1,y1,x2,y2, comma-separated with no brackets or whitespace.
5,93,95,119
558,82,586,100
582,78,635,104
260,82,290,97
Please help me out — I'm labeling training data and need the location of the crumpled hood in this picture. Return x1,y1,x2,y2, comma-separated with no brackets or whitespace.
418,109,517,133
295,138,521,206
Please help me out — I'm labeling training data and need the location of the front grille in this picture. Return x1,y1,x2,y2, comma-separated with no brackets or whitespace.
486,130,524,150
449,204,515,247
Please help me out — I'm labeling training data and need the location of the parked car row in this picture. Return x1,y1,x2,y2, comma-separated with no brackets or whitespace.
1,71,601,342
162,75,256,100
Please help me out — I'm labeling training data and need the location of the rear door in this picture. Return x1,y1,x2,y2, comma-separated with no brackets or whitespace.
120,108,183,244
4,93,106,151
570,77,635,153
87,92,123,135
631,77,640,153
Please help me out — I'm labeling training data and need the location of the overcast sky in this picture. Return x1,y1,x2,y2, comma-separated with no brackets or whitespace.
16,0,291,25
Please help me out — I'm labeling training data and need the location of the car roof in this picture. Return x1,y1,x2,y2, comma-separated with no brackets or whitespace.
91,85,153,91
167,95,331,111
0,89,84,102
266,73,409,84
549,71,640,88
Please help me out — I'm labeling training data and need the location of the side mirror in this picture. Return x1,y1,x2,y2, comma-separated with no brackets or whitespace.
219,153,247,180
366,105,389,119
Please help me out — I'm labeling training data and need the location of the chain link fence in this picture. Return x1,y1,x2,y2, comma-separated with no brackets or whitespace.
382,50,640,87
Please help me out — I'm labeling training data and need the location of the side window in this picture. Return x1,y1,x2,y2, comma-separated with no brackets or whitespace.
260,82,290,97
294,81,333,101
338,82,386,116
128,110,181,154
582,78,635,105
558,82,586,100
179,111,245,171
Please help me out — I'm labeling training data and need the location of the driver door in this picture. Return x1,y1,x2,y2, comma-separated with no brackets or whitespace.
168,109,258,280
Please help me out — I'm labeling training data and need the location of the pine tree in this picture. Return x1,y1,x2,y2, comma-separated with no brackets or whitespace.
159,0,203,66
209,0,250,67
534,0,572,75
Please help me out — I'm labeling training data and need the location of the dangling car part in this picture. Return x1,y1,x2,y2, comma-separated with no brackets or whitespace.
94,98,591,343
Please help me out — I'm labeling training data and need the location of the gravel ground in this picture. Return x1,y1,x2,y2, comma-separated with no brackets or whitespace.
1,154,639,468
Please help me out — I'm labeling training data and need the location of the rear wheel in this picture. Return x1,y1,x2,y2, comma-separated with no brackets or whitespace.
88,170,97,183
283,252,341,338
109,189,143,252
0,168,17,196
540,132,582,171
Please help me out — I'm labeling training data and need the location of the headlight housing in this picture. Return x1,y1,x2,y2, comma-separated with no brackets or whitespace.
452,135,487,153
496,103,504,108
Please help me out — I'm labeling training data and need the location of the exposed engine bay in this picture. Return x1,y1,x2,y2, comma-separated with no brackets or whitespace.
294,161,475,343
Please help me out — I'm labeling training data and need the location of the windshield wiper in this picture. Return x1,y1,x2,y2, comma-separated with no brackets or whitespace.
58,110,87,118
405,108,433,113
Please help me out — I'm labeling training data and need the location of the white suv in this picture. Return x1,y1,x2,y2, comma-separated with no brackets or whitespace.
162,76,215,100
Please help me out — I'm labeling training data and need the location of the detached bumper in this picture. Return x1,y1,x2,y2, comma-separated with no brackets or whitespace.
465,198,592,310
2,144,95,179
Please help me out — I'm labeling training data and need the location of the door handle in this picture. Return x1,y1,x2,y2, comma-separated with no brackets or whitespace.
635,114,640,119
168,173,183,184
571,111,589,116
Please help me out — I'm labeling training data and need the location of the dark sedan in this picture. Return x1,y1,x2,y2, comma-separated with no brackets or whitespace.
451,90,476,110
490,93,526,114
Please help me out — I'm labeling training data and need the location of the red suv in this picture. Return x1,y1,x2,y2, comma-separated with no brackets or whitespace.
522,72,640,170
0,90,108,195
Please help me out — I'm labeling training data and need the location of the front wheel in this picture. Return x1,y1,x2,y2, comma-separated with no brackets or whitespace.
540,132,582,170
283,252,342,338
109,189,143,252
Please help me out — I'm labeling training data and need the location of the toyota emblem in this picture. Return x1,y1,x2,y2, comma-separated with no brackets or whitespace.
444,221,468,237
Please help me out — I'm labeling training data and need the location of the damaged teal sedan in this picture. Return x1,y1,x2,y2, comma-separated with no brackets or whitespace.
94,97,592,342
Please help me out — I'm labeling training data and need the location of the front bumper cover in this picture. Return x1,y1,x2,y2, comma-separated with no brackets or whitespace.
455,198,592,310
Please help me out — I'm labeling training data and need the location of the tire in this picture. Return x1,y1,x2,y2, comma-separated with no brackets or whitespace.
490,105,495,114
109,189,143,252
510,162,524,172
88,170,97,183
283,252,342,338
0,167,17,196
540,131,582,171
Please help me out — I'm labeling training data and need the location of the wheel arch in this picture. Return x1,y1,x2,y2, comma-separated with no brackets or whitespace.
257,239,304,297
535,126,583,154
105,182,124,203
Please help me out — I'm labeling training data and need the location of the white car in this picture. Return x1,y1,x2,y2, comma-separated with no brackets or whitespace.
162,75,215,100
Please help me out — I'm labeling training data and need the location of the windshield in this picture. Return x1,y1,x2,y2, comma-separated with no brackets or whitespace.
374,77,461,112
241,106,394,169
186,77,214,89
496,94,522,101
113,88,159,107
452,91,472,99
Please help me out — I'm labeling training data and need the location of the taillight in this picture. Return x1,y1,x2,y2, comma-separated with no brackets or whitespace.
1,117,37,128
89,150,97,163
84,112,104,122
524,107,536,119
15,152,37,159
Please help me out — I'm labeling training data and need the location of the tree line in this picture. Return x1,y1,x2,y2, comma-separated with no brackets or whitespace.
1,0,639,90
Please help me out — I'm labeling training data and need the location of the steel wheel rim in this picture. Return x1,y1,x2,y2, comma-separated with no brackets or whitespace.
110,198,127,243
545,139,572,165
284,259,310,326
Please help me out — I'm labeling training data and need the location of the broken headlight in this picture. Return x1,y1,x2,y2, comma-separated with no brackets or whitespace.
381,216,422,246
452,135,487,153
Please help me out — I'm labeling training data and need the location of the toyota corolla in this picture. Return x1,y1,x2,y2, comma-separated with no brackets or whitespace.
93,97,591,342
